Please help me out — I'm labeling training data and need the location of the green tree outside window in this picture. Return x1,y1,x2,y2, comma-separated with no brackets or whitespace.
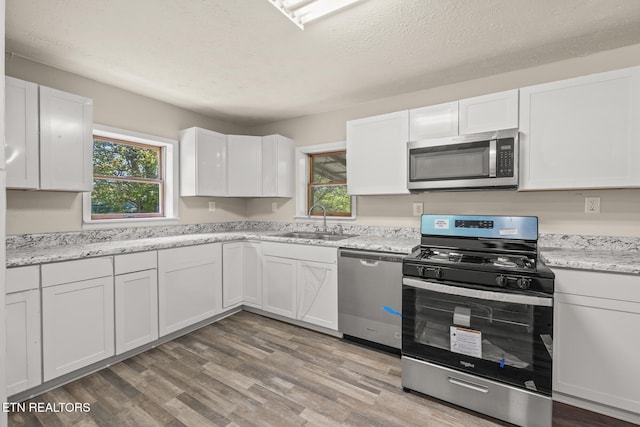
91,136,164,219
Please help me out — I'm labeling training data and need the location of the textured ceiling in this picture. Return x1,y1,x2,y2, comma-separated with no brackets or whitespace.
6,0,640,126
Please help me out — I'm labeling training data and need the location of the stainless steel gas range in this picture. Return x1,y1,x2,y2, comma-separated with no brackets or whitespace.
401,215,554,427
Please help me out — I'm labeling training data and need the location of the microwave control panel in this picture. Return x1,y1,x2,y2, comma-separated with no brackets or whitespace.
496,138,515,177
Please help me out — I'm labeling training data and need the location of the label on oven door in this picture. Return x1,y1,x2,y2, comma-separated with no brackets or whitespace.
450,326,482,358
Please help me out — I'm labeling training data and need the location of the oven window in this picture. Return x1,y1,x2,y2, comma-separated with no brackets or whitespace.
413,289,538,367
409,142,489,181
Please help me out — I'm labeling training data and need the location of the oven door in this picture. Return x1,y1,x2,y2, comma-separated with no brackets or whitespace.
402,277,553,396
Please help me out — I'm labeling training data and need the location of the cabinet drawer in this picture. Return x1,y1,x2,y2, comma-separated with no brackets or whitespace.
553,268,640,302
115,251,157,275
6,265,39,294
42,257,113,288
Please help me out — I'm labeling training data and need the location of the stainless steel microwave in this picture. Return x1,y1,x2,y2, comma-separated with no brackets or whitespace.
407,129,519,191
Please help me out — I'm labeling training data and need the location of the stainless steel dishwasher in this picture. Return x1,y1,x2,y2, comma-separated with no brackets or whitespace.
338,249,405,351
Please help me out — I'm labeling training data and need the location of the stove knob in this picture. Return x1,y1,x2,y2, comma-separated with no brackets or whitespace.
434,268,443,280
495,275,507,287
416,265,425,276
517,277,531,290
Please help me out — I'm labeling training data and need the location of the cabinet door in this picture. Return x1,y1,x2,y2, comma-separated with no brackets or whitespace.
5,77,39,189
227,135,262,196
158,243,222,336
42,276,115,381
459,89,518,135
346,110,410,195
179,127,227,196
519,67,640,190
115,269,159,354
6,289,41,396
297,260,338,330
222,242,244,308
554,293,640,414
262,135,294,197
262,255,297,318
409,101,458,140
39,86,93,191
242,242,263,308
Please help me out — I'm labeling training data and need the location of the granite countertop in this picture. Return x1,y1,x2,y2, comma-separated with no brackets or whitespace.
539,247,640,275
6,230,420,267
539,234,640,275
8,224,639,275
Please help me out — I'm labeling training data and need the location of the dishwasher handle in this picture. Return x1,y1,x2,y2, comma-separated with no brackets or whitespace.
339,249,406,263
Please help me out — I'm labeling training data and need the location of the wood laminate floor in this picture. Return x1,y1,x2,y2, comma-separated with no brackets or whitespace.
8,312,506,427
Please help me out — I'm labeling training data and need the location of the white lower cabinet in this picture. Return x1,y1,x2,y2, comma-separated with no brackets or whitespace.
296,260,337,330
158,243,222,337
553,268,640,422
41,257,114,382
222,242,262,309
262,242,338,331
6,266,41,396
263,255,297,318
114,252,158,355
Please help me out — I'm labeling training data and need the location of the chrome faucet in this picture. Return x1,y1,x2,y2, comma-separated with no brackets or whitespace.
308,203,327,233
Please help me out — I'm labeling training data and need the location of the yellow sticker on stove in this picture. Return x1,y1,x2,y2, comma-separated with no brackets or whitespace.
450,326,482,358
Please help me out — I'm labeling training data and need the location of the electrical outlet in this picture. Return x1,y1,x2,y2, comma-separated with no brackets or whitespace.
584,197,600,214
412,202,424,216
208,201,216,212
272,202,278,212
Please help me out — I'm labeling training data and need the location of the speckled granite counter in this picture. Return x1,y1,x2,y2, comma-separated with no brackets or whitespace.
539,234,640,275
9,224,638,274
6,222,420,267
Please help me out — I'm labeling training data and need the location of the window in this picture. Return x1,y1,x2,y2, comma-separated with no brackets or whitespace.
91,136,163,219
83,124,179,225
308,150,351,216
295,141,355,219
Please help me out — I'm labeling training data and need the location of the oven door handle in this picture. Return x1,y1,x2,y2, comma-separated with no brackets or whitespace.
402,277,553,307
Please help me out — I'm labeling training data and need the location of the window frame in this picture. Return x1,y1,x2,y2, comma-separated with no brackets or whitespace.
295,141,356,221
307,150,351,217
82,124,179,227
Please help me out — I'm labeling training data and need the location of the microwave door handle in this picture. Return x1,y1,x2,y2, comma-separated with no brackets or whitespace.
489,139,497,177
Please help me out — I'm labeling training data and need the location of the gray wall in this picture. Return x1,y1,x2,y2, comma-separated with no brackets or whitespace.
6,43,640,237
248,43,640,237
5,55,249,234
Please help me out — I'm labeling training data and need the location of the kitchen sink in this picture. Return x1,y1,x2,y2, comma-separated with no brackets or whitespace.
274,231,357,241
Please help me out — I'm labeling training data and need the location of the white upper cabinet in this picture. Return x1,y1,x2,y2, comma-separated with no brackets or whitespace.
408,91,518,142
227,135,263,197
458,89,519,135
39,85,93,192
5,77,39,189
409,101,458,140
519,67,640,190
346,110,410,195
262,134,294,197
180,127,227,196
179,128,294,198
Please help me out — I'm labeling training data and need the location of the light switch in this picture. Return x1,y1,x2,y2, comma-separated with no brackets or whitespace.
208,201,216,212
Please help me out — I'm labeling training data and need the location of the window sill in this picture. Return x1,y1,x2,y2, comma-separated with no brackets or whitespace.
82,217,180,229
294,216,357,222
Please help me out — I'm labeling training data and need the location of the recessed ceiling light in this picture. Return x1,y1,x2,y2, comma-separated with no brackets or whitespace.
268,0,360,29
